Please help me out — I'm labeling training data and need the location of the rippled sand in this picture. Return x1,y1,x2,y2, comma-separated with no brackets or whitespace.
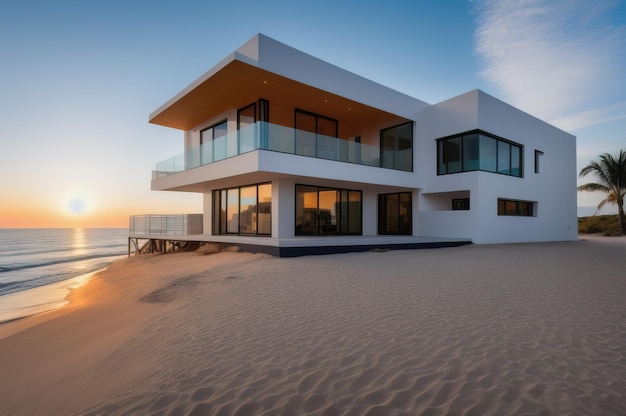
1,236,625,415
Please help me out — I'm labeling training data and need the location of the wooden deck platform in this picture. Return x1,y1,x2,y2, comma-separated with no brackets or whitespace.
128,234,472,257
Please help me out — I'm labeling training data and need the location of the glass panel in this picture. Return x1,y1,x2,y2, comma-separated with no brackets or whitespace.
479,135,497,172
381,127,396,169
317,119,338,159
318,189,338,234
445,137,462,173
437,140,446,174
295,111,316,157
505,200,517,215
396,123,413,171
462,134,480,171
295,185,318,235
220,190,227,234
317,117,337,137
317,133,337,160
498,141,511,175
238,103,256,153
348,191,362,234
227,189,239,233
200,128,213,164
213,134,227,161
399,192,411,234
216,121,229,158
340,190,349,234
239,186,257,235
511,145,521,177
212,190,220,235
257,184,272,235
258,100,270,148
385,194,399,233
213,121,227,138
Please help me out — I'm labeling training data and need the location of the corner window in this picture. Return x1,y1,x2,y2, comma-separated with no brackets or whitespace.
381,122,413,171
212,183,271,236
497,198,535,217
437,130,522,177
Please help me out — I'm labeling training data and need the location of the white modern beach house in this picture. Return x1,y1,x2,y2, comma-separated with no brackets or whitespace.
129,34,577,256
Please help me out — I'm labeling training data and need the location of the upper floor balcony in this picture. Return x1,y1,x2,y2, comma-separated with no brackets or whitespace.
154,121,412,178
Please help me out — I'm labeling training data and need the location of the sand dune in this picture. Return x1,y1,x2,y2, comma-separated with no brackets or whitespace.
1,236,625,415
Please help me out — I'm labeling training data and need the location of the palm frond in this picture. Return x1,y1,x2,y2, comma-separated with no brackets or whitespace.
577,183,609,192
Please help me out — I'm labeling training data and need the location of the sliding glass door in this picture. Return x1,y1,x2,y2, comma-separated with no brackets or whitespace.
295,185,361,236
378,192,412,235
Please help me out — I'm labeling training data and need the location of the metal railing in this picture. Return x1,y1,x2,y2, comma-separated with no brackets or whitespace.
129,214,203,236
154,122,412,177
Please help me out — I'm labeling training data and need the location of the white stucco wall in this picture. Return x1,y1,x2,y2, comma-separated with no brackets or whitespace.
415,90,577,243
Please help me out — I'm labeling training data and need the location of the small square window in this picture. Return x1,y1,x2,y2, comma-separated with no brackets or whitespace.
452,198,470,210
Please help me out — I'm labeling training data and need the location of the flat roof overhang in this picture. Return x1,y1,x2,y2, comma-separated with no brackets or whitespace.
149,59,409,132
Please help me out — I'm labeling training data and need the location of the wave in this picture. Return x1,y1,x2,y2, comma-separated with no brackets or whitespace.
0,252,125,273
0,243,126,259
0,259,117,297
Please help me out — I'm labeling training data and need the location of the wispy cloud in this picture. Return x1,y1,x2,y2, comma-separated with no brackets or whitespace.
474,0,626,131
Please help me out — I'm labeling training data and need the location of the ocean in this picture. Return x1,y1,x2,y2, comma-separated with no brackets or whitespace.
0,228,128,323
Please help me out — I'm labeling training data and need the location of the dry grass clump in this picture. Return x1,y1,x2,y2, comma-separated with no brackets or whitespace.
578,215,621,236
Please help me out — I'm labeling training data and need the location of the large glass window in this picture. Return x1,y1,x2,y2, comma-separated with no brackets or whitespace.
378,192,412,235
380,122,413,171
295,185,361,236
437,130,522,177
212,183,271,236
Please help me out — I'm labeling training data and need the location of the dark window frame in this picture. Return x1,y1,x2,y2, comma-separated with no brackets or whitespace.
534,150,544,174
436,129,523,178
295,184,362,236
452,198,470,210
212,182,272,237
497,198,535,217
237,102,256,128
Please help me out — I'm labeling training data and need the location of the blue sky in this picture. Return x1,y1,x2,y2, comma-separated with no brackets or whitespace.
1,0,625,227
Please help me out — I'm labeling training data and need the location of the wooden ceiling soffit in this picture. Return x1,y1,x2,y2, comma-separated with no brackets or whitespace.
149,59,406,131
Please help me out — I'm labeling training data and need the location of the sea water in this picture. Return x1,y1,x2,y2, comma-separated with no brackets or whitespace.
0,228,128,322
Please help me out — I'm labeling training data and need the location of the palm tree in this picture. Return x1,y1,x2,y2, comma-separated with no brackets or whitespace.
578,150,626,235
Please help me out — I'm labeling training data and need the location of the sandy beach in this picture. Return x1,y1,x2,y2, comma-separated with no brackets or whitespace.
0,236,625,415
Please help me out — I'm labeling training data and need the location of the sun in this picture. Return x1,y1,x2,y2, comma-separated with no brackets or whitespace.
66,195,89,216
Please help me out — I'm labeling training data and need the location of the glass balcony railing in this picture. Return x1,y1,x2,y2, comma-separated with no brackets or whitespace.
129,214,203,235
154,122,412,177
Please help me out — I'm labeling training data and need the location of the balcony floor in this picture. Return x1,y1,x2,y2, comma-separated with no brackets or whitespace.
128,234,472,257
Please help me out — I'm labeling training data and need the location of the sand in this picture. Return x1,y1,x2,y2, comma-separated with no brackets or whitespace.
0,236,625,415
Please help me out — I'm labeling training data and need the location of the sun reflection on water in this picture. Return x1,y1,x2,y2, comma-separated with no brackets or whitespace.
72,228,87,256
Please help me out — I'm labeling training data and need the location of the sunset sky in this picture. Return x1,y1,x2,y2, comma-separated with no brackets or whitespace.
1,0,625,228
